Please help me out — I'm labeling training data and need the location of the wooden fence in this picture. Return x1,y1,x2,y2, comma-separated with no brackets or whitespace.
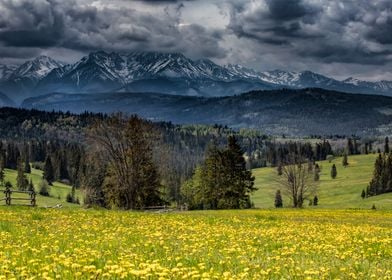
0,185,36,207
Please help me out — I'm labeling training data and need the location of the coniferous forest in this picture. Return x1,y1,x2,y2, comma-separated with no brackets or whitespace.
0,107,389,209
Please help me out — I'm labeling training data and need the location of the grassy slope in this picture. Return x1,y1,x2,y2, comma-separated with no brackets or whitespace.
252,154,392,210
0,167,81,208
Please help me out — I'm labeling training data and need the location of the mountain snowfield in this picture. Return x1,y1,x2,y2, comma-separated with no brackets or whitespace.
1,50,392,103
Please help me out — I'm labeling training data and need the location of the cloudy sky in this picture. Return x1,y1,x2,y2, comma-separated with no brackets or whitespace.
0,0,391,81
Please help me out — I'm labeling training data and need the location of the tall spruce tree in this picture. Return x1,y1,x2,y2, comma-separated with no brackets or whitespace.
385,137,390,154
16,158,28,191
313,195,318,206
314,163,321,181
182,136,256,210
361,189,366,199
347,138,354,155
0,156,4,186
274,190,283,208
89,115,162,209
24,156,31,174
331,164,337,179
342,154,349,167
367,153,392,197
43,156,55,185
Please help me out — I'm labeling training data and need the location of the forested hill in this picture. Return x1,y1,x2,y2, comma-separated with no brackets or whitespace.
22,88,392,136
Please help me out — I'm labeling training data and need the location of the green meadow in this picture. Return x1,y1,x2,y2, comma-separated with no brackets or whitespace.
0,167,81,207
252,154,392,209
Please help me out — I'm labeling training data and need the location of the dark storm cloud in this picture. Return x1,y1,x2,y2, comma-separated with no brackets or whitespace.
0,0,392,80
265,0,308,21
0,0,65,47
0,0,226,60
227,0,392,65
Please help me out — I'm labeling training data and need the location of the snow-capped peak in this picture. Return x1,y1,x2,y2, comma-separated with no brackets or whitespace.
0,64,17,81
11,55,65,81
343,77,361,86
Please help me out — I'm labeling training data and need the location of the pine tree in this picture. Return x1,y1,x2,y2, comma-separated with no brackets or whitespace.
28,179,35,192
274,190,283,208
43,156,54,185
314,163,320,181
24,156,31,174
91,115,163,209
331,164,337,179
0,156,5,186
277,162,283,176
361,189,366,199
385,137,390,154
313,195,318,206
16,158,28,191
38,179,50,196
347,138,354,155
66,185,77,204
182,136,256,210
342,153,349,167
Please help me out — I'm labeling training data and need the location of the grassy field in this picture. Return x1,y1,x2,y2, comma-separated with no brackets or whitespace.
0,208,391,279
0,167,81,208
252,154,392,210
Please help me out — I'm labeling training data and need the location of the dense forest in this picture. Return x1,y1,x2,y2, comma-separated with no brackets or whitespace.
22,88,392,136
0,107,387,208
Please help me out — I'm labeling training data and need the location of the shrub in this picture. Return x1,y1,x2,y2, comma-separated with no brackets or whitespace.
38,180,50,197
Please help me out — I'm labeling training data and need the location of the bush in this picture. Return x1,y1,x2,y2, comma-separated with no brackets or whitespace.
326,155,334,163
31,162,44,171
38,180,50,197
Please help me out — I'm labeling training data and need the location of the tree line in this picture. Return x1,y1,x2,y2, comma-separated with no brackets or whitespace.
0,107,388,209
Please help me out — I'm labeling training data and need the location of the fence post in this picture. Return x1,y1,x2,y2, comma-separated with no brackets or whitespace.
5,185,11,206
30,190,36,207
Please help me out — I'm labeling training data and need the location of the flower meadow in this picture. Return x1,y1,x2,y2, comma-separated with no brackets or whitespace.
0,208,391,279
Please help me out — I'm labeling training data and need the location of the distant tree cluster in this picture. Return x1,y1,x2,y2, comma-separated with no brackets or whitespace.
366,153,392,197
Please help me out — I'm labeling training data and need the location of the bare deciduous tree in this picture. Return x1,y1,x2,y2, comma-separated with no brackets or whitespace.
278,155,318,208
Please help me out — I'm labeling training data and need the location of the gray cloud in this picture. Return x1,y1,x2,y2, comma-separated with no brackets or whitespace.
0,0,391,80
0,0,226,61
227,0,392,65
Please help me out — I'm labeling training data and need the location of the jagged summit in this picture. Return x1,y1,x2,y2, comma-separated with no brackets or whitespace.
1,51,392,103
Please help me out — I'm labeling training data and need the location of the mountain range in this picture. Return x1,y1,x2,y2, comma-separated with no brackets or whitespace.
1,51,392,103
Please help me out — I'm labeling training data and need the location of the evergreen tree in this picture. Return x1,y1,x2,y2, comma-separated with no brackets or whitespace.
24,156,31,174
342,153,349,167
274,190,283,208
43,156,54,185
16,158,28,191
91,115,163,209
28,179,34,192
361,189,366,199
314,163,320,181
38,179,50,196
331,164,337,179
367,153,392,197
364,143,369,155
0,156,4,186
277,162,283,176
347,138,354,155
66,186,78,204
181,136,256,210
385,137,390,154
313,195,318,206
82,154,106,207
